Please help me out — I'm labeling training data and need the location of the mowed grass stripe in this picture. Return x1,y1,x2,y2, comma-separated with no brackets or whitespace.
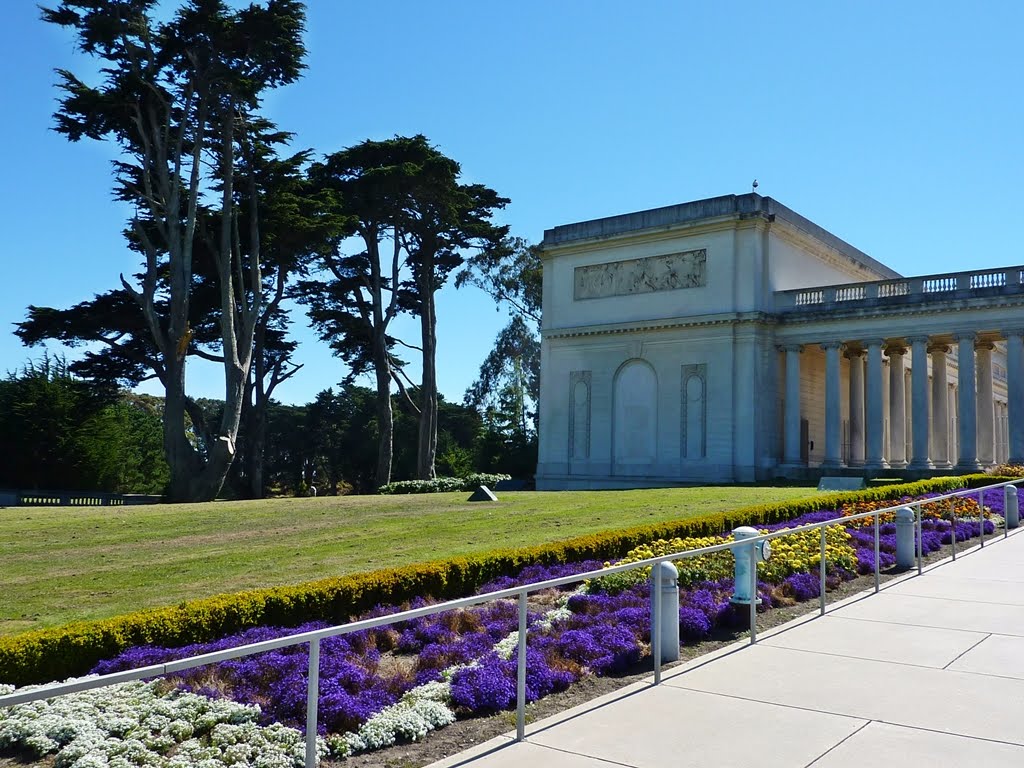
0,486,815,635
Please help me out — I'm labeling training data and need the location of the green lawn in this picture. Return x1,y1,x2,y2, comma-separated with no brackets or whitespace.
0,486,817,635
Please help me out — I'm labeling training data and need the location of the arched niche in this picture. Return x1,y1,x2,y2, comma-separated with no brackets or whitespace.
569,371,591,460
613,359,657,468
681,363,707,459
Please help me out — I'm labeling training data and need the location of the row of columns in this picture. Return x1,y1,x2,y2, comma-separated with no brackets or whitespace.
782,331,1024,471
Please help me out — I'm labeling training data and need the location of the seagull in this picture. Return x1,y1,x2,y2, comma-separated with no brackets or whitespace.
752,179,759,193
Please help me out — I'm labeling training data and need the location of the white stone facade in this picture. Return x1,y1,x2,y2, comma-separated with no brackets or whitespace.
536,194,1024,489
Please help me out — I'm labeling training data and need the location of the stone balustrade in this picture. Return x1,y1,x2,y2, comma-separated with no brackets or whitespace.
775,265,1024,313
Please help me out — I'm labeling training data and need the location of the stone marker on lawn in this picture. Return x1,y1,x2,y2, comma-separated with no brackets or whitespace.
817,476,867,492
468,485,498,502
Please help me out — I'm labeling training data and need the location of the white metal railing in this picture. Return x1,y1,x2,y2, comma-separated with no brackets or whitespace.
776,264,1024,312
2,479,1022,767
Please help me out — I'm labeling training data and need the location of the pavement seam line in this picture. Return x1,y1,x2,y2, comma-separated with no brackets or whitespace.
885,590,1024,608
943,632,993,670
866,719,1024,750
757,641,970,671
810,614,987,636
802,719,872,767
825,614,1024,637
526,741,639,767
661,681,867,722
663,683,1024,748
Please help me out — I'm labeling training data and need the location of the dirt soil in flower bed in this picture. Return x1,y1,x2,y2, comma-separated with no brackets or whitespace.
0,535,988,768
333,539,967,768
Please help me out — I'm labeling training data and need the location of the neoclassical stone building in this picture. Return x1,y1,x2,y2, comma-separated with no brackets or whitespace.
536,193,1024,489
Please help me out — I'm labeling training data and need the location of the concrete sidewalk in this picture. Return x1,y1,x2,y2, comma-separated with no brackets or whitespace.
428,529,1024,768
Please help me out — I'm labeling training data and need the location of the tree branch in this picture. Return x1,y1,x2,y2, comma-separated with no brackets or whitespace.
390,368,421,415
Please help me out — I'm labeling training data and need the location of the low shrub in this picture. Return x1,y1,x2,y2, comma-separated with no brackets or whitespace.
990,464,1024,478
590,525,856,593
0,474,1004,686
376,473,511,495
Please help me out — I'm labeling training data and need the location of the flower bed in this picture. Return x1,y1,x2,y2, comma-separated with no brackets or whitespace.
0,488,1010,766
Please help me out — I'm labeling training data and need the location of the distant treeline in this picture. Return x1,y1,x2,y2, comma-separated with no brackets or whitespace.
0,358,536,498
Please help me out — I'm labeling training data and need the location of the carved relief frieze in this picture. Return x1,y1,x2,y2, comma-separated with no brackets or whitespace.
574,249,707,301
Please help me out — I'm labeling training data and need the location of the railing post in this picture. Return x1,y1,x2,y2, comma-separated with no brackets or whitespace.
516,590,527,741
652,564,662,684
749,544,757,644
951,497,958,560
916,503,924,575
978,490,985,547
873,512,880,592
306,638,320,768
819,527,827,616
1006,484,1019,530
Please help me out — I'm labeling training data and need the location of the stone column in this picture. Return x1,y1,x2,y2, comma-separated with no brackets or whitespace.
864,339,888,470
882,358,891,461
822,341,844,469
908,336,933,469
929,343,951,468
782,345,803,466
887,342,908,469
976,341,996,467
955,333,981,472
1006,330,1024,464
846,347,865,466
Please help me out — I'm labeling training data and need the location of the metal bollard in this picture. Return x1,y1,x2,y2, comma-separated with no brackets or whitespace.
895,506,916,569
730,526,770,605
1007,485,1020,530
650,561,680,664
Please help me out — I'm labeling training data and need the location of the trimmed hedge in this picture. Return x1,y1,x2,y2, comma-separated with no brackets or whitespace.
377,473,512,495
0,474,1006,686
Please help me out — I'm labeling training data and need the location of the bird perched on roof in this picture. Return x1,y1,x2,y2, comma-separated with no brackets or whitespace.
752,179,759,193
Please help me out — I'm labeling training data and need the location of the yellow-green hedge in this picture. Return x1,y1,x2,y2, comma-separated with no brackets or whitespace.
0,474,1003,686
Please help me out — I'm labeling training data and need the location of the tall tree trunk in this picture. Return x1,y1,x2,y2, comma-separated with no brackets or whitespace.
243,389,267,500
246,412,265,499
373,333,394,488
163,360,201,502
416,273,438,480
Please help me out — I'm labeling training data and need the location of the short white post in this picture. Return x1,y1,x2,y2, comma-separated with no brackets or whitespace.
306,638,320,768
650,561,679,666
731,527,762,605
1007,485,1020,530
895,507,916,569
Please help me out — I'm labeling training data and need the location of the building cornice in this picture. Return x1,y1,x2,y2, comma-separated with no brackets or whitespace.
543,311,777,340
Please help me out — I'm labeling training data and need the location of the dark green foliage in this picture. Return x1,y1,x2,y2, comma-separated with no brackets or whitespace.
0,358,167,493
0,475,995,685
35,0,313,502
299,135,509,486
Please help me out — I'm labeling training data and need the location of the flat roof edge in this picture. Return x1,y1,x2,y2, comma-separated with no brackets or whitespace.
542,193,902,280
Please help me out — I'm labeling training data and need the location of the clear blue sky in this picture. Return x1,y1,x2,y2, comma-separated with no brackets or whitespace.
1,1,1021,405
